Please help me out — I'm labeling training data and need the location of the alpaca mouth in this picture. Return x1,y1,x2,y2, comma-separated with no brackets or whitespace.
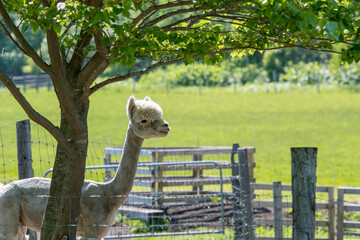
159,129,170,136
160,126,170,133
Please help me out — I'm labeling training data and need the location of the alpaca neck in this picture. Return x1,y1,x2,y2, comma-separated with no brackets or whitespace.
107,124,144,202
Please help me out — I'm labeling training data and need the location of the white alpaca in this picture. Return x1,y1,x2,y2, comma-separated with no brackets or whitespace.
0,96,170,240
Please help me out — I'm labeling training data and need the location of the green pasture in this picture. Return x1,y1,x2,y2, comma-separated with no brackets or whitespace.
0,84,359,187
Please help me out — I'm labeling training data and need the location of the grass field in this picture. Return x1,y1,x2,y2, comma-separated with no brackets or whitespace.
0,84,359,187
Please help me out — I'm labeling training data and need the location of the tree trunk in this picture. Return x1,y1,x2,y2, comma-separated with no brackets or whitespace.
41,110,88,240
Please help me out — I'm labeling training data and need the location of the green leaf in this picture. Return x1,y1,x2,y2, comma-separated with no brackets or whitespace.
30,21,40,33
168,33,178,43
184,53,193,65
122,8,130,18
318,18,328,29
341,49,353,64
53,23,62,36
326,21,338,33
302,10,317,26
354,28,360,44
230,50,246,58
327,0,339,9
118,47,136,67
352,46,360,63
325,21,340,40
112,6,123,15
103,36,117,46
320,41,333,50
204,55,213,65
287,2,300,15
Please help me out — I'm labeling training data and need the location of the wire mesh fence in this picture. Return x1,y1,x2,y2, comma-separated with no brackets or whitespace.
337,187,360,240
0,121,117,184
0,122,18,183
251,184,335,240
1,120,360,239
0,189,344,239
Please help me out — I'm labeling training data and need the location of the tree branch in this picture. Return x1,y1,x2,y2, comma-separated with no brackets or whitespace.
83,56,113,102
141,6,205,28
0,70,74,154
0,21,26,54
68,0,105,73
160,6,253,31
161,10,218,31
213,44,341,55
46,28,86,140
89,58,183,95
84,56,113,90
77,30,109,87
132,0,195,26
0,1,51,74
68,31,93,73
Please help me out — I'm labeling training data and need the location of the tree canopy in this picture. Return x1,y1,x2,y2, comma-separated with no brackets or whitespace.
2,1,360,88
0,0,359,239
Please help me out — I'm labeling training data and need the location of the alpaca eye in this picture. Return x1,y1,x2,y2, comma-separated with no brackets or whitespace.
141,120,147,123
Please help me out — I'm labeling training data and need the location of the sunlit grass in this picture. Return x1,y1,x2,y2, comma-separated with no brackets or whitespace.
0,84,360,187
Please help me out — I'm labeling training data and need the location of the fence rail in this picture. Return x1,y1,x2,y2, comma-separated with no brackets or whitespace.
0,74,53,92
41,146,360,239
105,161,227,239
103,146,255,205
337,187,360,240
2,120,360,239
252,183,335,240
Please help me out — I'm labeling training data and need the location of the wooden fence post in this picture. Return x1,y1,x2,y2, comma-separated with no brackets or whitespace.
291,147,317,240
231,144,254,240
35,75,40,92
157,153,164,205
231,144,242,239
273,181,283,240
328,187,335,240
47,78,52,91
16,119,34,179
151,151,157,206
337,188,345,240
192,154,203,194
16,119,37,240
238,148,253,240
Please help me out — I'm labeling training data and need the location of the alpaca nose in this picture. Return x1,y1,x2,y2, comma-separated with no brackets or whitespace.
163,121,170,130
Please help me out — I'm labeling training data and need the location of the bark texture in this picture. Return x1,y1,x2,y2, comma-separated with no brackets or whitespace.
41,110,88,239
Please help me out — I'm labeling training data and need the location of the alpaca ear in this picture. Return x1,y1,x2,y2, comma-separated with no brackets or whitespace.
144,96,151,101
127,96,136,119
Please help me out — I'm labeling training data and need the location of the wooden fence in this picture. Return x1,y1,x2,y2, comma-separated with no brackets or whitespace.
337,187,360,240
12,122,360,239
104,146,256,205
252,183,335,240
103,146,360,240
9,74,52,92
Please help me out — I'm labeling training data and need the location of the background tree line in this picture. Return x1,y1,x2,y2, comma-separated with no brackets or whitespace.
101,46,360,88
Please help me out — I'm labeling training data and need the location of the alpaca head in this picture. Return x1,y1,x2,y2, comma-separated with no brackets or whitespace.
126,96,170,139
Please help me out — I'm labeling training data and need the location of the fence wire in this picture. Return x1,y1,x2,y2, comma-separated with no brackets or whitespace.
1,121,360,239
0,192,345,239
0,122,17,184
0,122,118,184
